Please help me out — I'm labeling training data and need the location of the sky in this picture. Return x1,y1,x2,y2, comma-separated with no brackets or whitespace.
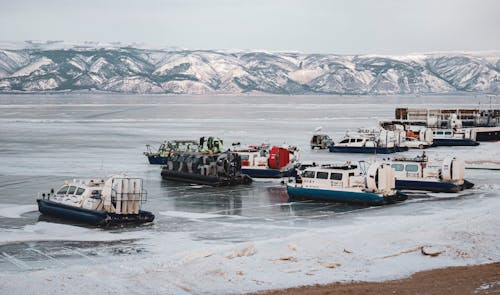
0,0,499,54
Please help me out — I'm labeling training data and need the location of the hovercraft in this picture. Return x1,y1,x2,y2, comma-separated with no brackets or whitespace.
37,174,155,226
144,139,199,165
233,143,299,178
161,151,252,186
287,162,407,205
385,153,474,193
329,129,408,154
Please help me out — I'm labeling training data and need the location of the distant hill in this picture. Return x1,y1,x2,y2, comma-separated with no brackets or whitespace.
0,42,498,94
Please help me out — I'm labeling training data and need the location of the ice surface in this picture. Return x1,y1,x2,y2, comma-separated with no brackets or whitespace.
0,94,498,294
0,204,37,218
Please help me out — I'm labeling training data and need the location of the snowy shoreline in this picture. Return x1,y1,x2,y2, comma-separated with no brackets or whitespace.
1,190,498,294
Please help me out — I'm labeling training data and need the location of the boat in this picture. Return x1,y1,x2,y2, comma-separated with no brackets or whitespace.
385,153,474,193
329,129,408,154
233,144,299,178
144,136,225,165
471,126,500,142
383,123,434,148
287,162,407,205
393,107,500,142
144,139,199,164
431,129,479,146
161,151,252,186
37,174,155,226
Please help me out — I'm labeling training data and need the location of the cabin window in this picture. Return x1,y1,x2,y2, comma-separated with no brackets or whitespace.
57,186,69,194
330,173,343,180
445,131,452,135
240,155,249,160
302,171,315,178
391,164,404,171
75,188,85,195
316,172,329,179
436,131,443,135
349,172,355,177
405,164,419,172
67,186,77,195
356,139,363,142
339,139,349,144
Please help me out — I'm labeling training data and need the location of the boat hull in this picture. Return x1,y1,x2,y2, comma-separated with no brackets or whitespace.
161,169,252,186
432,139,479,146
328,145,408,154
475,129,500,142
395,179,463,193
147,155,167,165
37,199,155,226
241,166,295,178
286,185,406,205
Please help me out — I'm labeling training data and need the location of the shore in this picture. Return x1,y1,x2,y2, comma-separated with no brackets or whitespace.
254,262,500,295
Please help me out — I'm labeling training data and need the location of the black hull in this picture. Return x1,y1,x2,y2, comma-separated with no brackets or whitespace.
161,169,252,186
37,199,154,226
432,138,479,146
475,130,500,142
329,145,408,154
147,155,167,165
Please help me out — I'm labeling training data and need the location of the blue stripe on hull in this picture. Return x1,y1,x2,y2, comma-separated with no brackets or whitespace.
395,179,461,193
432,139,479,146
242,167,295,178
286,186,386,205
328,146,408,154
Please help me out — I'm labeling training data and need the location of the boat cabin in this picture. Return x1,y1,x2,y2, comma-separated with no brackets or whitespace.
336,135,381,148
433,129,474,140
389,161,424,179
237,149,268,168
47,176,146,214
299,165,364,189
50,179,106,210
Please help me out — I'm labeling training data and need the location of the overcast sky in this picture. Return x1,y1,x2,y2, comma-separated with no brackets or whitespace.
0,0,498,54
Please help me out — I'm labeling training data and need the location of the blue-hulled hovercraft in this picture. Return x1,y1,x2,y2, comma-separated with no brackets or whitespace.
287,162,407,205
385,153,474,193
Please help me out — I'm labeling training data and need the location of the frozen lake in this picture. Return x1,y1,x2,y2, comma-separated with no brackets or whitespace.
0,94,499,294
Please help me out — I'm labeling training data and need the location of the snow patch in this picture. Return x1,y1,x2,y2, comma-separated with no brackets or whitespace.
11,57,52,77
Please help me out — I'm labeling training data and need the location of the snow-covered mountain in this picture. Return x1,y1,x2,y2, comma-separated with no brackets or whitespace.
0,42,498,94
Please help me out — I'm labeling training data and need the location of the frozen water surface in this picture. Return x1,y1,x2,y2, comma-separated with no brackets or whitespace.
0,94,498,294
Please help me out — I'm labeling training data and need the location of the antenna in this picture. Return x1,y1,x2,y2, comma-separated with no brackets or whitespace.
99,159,105,178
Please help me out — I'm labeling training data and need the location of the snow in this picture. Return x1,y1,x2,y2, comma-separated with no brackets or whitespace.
89,57,108,73
162,80,213,94
10,57,52,77
68,59,87,72
289,67,326,84
0,195,497,294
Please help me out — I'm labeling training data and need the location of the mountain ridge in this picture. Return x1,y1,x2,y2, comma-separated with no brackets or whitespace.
0,42,498,94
